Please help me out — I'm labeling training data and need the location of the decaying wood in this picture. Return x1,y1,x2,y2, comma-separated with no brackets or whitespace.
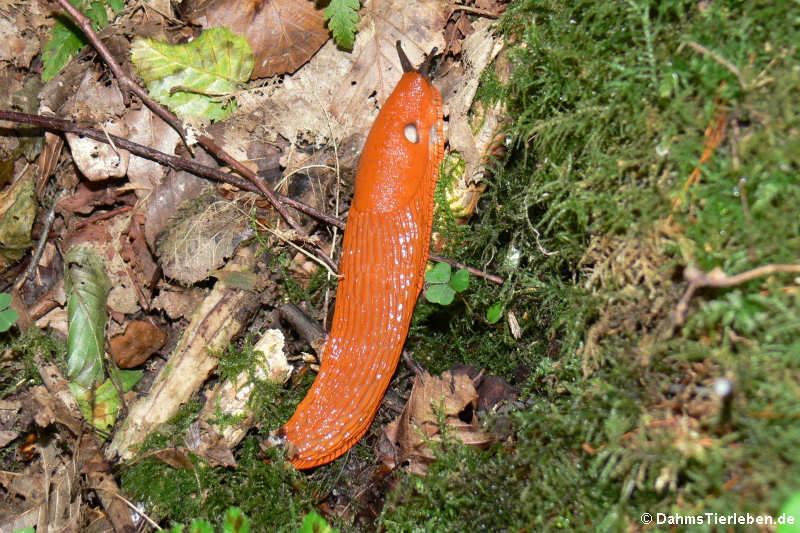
106,246,261,460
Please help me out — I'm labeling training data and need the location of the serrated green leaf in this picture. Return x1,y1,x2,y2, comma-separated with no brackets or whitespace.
449,269,470,292
324,0,360,50
65,246,110,389
223,507,250,533
130,27,254,121
486,302,503,324
41,1,125,81
425,262,451,284
426,284,456,306
41,18,87,81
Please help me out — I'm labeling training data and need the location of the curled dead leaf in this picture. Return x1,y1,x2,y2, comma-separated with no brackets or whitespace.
381,370,494,475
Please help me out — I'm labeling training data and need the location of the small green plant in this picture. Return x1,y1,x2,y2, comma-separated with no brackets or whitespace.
299,511,339,533
0,293,19,332
485,301,503,324
324,0,360,50
42,0,125,81
168,506,250,533
424,263,469,305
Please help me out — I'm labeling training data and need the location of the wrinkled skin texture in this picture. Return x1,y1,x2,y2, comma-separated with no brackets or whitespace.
280,72,444,469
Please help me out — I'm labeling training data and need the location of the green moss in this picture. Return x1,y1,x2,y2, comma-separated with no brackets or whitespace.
0,328,66,396
386,0,800,530
121,436,316,531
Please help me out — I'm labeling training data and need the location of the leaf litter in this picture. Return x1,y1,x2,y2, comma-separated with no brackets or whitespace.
0,0,511,528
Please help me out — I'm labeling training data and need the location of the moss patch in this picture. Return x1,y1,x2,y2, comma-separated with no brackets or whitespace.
383,0,800,530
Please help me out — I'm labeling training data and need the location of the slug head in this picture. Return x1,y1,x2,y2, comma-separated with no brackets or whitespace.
351,71,443,214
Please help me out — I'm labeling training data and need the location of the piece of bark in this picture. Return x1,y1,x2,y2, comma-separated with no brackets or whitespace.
106,246,261,460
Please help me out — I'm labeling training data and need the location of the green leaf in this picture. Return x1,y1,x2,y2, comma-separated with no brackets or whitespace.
65,246,110,389
41,1,125,81
449,269,470,292
425,262,451,284
12,528,35,533
69,369,142,435
299,511,339,533
486,302,503,324
41,17,87,81
426,284,456,306
188,520,214,533
223,507,250,533
131,27,254,121
0,292,19,333
324,0,360,50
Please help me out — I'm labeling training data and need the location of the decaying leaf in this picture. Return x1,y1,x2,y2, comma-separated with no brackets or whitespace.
0,173,36,265
155,188,255,284
131,27,254,121
382,370,494,475
328,0,446,121
439,19,507,220
109,319,167,369
62,70,129,181
123,106,181,197
69,368,143,435
189,0,330,78
239,0,444,149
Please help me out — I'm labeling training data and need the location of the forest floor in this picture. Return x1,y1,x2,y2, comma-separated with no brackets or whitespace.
1,0,799,532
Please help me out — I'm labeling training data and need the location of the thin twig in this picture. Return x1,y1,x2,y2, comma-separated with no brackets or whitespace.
14,188,61,293
673,264,800,325
449,3,501,18
54,0,310,242
681,41,747,90
0,110,505,285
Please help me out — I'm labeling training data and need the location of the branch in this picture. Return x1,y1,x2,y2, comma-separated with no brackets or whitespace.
0,110,504,285
673,264,800,325
54,0,311,244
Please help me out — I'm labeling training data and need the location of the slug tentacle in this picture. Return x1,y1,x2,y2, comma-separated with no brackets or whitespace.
280,69,443,470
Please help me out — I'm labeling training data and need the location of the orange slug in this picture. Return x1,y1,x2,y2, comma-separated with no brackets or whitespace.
279,43,444,469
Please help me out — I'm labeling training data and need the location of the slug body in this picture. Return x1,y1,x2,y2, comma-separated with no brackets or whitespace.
280,68,444,469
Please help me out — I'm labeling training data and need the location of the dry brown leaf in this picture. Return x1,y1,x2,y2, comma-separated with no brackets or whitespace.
62,214,142,316
155,189,254,284
237,0,445,150
109,319,167,368
151,447,196,470
190,0,329,78
62,71,128,181
328,0,447,121
442,19,505,186
382,370,494,475
0,12,40,68
123,106,181,197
